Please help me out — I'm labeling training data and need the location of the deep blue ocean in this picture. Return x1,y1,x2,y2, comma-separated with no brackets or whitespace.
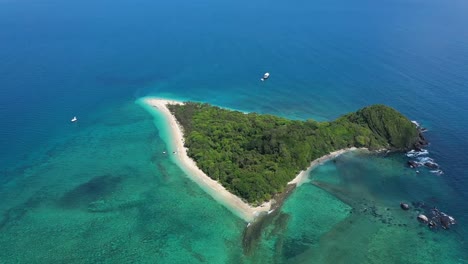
1,0,467,262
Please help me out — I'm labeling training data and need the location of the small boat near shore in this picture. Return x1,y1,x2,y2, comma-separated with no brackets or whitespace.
261,72,270,81
71,116,77,123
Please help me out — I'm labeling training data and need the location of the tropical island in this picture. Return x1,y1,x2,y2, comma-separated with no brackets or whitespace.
142,98,425,222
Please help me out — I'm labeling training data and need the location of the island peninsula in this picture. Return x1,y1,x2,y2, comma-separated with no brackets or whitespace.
142,98,425,222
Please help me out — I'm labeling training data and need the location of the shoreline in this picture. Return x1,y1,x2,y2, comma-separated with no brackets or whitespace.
141,97,362,222
288,147,364,186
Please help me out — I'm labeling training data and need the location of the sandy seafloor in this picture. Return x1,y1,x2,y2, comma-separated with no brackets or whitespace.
1,0,468,262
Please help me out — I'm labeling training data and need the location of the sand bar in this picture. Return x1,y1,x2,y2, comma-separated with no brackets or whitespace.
141,97,361,222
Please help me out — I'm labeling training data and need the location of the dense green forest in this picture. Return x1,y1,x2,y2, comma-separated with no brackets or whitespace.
168,103,421,204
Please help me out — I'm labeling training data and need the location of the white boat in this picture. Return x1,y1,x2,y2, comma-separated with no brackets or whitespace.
71,116,77,122
261,72,270,81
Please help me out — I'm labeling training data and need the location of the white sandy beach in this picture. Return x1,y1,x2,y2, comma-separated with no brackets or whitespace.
143,97,360,222
288,147,362,186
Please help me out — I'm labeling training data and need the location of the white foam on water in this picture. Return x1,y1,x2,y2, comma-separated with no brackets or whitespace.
406,149,429,157
411,120,420,127
416,156,434,163
430,169,444,175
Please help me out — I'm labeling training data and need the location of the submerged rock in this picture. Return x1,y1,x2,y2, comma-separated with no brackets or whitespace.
407,160,420,168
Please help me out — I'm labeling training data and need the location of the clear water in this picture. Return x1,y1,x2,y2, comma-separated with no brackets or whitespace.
249,152,466,263
1,0,467,262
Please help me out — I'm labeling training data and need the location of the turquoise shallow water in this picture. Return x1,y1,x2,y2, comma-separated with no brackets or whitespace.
1,0,468,262
249,152,467,263
0,101,247,263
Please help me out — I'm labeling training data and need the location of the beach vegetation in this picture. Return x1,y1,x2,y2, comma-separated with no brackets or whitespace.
168,103,420,204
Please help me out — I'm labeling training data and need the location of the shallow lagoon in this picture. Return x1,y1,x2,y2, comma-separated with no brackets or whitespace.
249,151,467,263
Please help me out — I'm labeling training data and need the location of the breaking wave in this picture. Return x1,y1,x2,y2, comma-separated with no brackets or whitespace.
406,149,429,157
406,146,442,174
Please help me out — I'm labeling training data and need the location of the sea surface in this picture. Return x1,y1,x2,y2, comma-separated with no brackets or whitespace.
1,0,467,263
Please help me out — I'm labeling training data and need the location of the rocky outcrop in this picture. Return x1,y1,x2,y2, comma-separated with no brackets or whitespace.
400,203,410,210
424,161,439,169
440,214,456,229
407,160,420,168
413,131,428,151
412,202,457,230
417,214,429,223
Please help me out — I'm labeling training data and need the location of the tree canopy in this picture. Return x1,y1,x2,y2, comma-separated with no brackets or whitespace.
168,103,420,204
